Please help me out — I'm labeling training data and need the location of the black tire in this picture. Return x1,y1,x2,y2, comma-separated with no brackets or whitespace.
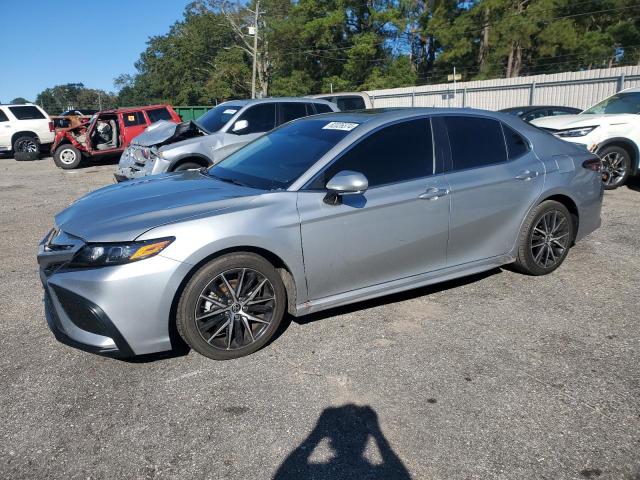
13,135,40,160
513,200,574,276
53,144,83,169
598,145,630,190
176,252,286,360
172,161,203,172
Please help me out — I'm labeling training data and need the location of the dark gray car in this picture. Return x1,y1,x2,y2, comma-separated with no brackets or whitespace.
39,109,603,361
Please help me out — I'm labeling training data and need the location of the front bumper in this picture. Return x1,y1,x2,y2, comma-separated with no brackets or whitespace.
38,233,191,357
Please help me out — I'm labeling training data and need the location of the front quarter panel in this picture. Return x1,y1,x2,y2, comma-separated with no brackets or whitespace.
136,191,308,308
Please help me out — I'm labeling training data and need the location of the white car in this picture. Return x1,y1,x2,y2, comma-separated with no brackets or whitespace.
532,88,640,189
0,103,54,160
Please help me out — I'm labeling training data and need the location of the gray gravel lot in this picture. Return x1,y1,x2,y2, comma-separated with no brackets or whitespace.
1,156,639,479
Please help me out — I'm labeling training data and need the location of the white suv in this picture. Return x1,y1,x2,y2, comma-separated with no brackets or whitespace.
532,88,640,189
0,104,55,160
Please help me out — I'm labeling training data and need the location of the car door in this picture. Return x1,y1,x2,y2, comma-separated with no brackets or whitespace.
297,117,450,301
121,111,148,146
0,108,14,151
440,115,544,267
225,103,277,149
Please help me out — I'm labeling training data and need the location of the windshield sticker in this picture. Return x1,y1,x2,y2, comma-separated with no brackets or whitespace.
223,109,238,115
322,121,359,131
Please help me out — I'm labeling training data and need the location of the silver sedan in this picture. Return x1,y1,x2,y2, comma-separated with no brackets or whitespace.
38,109,603,360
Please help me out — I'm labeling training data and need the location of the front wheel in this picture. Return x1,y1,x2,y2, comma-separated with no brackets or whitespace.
176,253,286,360
172,161,203,172
598,145,630,190
13,135,40,161
513,200,574,276
53,145,83,169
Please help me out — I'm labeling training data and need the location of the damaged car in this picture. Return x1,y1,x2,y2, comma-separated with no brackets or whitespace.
51,105,181,169
115,98,338,182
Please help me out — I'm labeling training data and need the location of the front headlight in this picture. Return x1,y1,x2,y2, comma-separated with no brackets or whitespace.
557,126,597,138
68,237,174,268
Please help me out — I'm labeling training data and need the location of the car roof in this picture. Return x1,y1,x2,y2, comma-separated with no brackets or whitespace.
217,97,336,107
99,104,173,114
302,107,517,126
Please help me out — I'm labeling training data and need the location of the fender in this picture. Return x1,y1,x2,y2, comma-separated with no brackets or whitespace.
596,137,640,175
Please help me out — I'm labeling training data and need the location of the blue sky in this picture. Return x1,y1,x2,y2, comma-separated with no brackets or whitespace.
0,0,191,103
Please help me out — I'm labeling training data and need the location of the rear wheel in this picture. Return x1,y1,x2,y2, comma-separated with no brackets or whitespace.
13,135,40,161
598,145,630,190
513,200,574,276
53,145,82,169
176,253,286,360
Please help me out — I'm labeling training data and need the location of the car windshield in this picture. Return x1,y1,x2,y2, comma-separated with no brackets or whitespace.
582,92,640,115
208,118,355,190
195,104,243,133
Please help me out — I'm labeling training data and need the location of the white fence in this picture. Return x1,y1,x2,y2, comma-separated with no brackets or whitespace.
365,66,640,111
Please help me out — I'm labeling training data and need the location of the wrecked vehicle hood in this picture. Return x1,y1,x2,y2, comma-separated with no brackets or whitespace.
55,170,263,242
130,120,207,147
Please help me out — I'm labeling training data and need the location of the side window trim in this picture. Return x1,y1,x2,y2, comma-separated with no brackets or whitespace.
302,116,436,191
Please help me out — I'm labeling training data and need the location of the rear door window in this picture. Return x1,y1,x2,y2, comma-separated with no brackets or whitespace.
8,106,45,120
279,102,309,124
236,103,276,135
123,111,146,126
309,118,433,189
502,124,530,160
336,96,366,111
313,103,333,114
146,107,173,123
0,109,8,122
444,116,507,171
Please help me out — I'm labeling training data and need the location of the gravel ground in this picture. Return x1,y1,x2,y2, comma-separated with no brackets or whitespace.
1,156,639,480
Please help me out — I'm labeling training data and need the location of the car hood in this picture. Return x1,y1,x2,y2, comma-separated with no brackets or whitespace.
55,170,263,242
531,113,635,129
131,120,209,147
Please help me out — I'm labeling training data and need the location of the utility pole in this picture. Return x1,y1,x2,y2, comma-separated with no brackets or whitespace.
250,0,260,99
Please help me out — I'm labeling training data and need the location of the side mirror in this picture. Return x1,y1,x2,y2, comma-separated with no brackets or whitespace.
324,170,368,205
232,119,249,133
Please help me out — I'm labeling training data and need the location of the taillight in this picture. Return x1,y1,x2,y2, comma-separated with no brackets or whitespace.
582,157,601,172
48,121,54,132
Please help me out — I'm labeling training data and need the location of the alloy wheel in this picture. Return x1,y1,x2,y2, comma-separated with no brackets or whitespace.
59,149,77,164
601,151,627,187
15,138,38,153
530,210,570,269
194,268,276,351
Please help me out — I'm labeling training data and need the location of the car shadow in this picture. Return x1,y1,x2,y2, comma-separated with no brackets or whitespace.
272,404,412,480
626,176,640,192
293,268,500,326
71,154,121,169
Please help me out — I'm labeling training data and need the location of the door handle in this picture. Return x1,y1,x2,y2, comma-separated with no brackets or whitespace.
515,170,539,181
419,187,450,200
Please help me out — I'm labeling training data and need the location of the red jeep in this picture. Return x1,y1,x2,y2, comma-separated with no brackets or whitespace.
51,105,181,169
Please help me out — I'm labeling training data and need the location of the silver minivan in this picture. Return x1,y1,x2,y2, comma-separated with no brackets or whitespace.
115,98,338,181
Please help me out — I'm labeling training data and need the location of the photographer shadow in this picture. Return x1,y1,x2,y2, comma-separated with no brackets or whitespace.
273,404,411,480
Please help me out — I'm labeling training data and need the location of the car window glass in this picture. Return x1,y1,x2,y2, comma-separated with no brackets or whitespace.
236,103,276,135
147,107,173,123
0,109,8,122
309,118,432,189
336,96,366,111
209,119,352,190
8,106,45,120
313,103,333,114
582,92,640,114
444,116,507,170
123,111,146,126
550,109,571,116
280,102,308,124
502,124,529,160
